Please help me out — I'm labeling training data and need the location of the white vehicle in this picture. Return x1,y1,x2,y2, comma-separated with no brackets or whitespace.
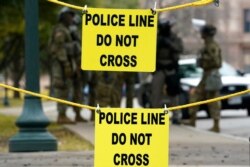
137,58,250,118
179,58,250,118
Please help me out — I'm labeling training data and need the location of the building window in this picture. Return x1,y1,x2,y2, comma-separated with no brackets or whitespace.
244,9,250,33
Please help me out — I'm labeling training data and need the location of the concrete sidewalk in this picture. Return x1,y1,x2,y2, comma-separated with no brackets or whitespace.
65,122,249,166
0,123,249,166
0,102,249,166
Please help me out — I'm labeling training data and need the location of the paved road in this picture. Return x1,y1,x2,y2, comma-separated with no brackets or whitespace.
196,109,250,140
1,125,249,167
1,102,250,166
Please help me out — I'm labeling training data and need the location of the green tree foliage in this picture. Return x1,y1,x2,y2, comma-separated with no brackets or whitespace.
0,0,139,98
0,0,25,98
0,1,62,97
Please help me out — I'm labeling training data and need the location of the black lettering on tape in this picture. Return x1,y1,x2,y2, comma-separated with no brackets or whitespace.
96,34,112,46
129,15,155,27
143,154,149,165
123,55,130,67
100,54,107,66
99,112,105,124
108,55,115,66
130,133,152,145
115,35,139,47
148,15,154,27
85,14,126,27
115,55,122,67
113,153,120,165
99,55,137,68
85,14,92,25
130,55,137,67
98,112,138,124
112,133,126,145
113,153,149,166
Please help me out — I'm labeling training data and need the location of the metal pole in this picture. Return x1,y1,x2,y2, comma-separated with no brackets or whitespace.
3,70,9,106
9,0,57,152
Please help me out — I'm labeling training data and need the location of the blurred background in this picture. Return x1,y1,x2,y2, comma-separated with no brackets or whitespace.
0,0,139,102
141,0,250,72
0,0,250,153
0,0,250,101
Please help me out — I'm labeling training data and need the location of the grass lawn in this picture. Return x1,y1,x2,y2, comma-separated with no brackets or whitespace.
0,98,23,108
0,113,94,152
0,88,51,108
0,87,94,152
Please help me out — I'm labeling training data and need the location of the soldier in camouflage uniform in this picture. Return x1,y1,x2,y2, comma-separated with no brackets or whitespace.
151,20,183,124
69,15,89,123
121,72,136,108
92,71,121,107
48,7,85,124
114,72,136,108
188,24,222,132
89,71,121,121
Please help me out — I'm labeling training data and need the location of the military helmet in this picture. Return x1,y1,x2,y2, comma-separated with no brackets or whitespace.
58,7,75,21
200,24,217,36
158,20,175,31
158,19,175,36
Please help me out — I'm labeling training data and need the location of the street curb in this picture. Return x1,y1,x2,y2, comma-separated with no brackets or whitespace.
181,125,249,143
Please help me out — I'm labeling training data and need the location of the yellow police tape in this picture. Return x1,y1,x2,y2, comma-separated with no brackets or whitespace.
48,0,84,11
0,83,249,112
156,0,214,12
47,0,215,13
0,83,96,111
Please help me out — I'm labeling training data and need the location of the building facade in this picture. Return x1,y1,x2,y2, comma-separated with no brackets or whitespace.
140,0,250,71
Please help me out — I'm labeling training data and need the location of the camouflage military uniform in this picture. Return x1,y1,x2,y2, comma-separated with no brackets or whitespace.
69,24,88,122
89,72,120,108
88,71,121,121
49,22,75,124
189,24,222,132
122,72,136,108
114,72,136,108
151,21,183,124
49,7,88,124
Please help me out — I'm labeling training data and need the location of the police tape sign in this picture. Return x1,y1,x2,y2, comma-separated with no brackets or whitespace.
81,8,158,72
95,108,169,167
